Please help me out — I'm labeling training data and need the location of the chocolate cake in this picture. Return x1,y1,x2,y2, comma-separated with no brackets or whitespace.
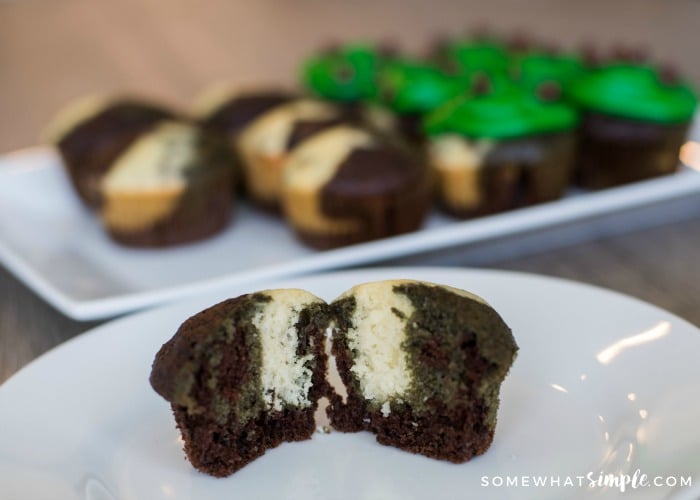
281,125,431,249
198,88,346,211
568,63,697,188
49,98,235,247
327,280,518,462
150,289,330,477
424,88,578,218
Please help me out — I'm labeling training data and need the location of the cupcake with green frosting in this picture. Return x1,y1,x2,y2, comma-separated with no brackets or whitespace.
424,87,578,217
568,63,697,188
376,60,464,143
512,51,585,101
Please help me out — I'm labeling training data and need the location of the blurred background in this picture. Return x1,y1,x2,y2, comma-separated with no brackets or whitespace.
1,0,699,152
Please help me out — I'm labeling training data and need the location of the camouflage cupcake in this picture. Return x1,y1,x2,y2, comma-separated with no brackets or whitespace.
568,63,697,188
281,125,430,249
425,87,578,217
197,87,345,211
49,96,234,247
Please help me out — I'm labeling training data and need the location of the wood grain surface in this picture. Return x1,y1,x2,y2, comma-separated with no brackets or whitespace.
1,0,700,384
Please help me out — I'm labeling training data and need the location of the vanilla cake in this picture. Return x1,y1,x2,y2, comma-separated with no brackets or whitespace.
150,289,330,477
327,280,518,462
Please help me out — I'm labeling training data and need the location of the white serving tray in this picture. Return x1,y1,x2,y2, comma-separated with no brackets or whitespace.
1,143,700,321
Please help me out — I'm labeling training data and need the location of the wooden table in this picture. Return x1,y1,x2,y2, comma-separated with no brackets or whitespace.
2,0,700,384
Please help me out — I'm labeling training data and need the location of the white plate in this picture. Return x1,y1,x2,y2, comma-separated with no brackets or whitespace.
0,267,698,500
2,147,700,321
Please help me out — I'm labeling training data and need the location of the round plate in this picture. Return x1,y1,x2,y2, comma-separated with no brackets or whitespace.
1,267,698,500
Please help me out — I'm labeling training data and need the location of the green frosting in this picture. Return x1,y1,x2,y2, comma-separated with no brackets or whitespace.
302,43,380,102
424,87,578,139
513,52,584,93
443,40,511,75
377,60,464,114
568,63,697,123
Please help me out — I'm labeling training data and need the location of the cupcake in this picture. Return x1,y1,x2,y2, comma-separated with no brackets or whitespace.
49,97,235,247
568,63,697,188
376,60,464,145
424,88,578,218
48,96,177,207
198,88,345,211
281,125,431,249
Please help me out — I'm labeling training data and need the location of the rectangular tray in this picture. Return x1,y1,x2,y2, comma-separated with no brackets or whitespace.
1,143,700,320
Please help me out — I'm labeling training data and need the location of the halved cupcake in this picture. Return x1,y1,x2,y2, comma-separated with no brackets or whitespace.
151,289,330,477
328,279,518,462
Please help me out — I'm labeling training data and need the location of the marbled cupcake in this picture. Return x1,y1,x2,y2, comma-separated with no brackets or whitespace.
150,289,330,477
281,125,431,249
48,96,177,207
327,279,518,462
49,97,234,247
568,63,697,188
197,87,346,211
424,88,578,218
